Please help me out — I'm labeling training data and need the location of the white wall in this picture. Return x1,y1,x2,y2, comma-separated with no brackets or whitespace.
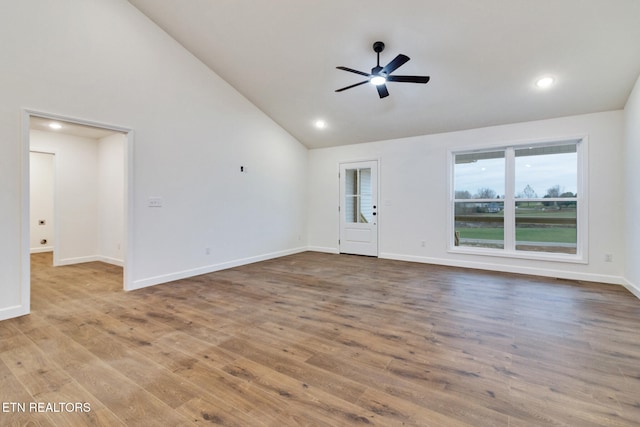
98,133,126,266
308,111,625,285
623,75,640,297
0,0,307,320
30,130,101,265
29,152,55,252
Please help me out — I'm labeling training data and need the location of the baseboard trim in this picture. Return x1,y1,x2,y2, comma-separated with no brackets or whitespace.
55,255,124,267
30,247,53,254
56,255,100,266
129,247,308,291
0,304,29,322
97,256,124,267
621,278,640,299
379,252,629,288
307,246,339,254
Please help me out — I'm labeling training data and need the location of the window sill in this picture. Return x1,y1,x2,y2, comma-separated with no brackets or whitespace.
448,246,588,264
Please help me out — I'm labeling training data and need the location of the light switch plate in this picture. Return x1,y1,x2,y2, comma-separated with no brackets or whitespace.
148,197,163,207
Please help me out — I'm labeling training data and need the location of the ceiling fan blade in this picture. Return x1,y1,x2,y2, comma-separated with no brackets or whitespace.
386,75,430,84
336,66,370,77
335,80,369,92
382,54,410,75
376,84,389,98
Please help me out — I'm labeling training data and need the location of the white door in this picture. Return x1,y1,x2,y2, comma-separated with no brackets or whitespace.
339,161,378,256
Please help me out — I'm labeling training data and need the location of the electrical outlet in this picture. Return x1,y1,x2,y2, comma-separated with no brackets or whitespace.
421,241,426,247
604,253,613,262
205,247,211,255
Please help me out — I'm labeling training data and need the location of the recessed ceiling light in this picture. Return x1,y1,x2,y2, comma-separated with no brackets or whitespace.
535,76,555,89
48,122,62,130
314,119,327,129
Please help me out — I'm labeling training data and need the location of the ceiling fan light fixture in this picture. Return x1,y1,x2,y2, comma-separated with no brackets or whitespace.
370,75,386,86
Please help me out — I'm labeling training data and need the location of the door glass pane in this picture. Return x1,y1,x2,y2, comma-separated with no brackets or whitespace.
345,169,357,196
359,168,372,223
454,201,504,249
345,196,358,223
344,168,372,223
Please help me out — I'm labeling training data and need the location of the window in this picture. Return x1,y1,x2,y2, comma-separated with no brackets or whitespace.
454,151,505,249
451,139,585,261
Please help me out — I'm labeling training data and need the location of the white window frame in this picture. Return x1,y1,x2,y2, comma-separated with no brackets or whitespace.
447,136,588,264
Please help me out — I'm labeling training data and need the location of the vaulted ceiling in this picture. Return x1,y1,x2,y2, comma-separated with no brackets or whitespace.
128,0,640,149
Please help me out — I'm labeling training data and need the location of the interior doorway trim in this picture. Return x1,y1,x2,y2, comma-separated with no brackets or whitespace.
21,109,135,315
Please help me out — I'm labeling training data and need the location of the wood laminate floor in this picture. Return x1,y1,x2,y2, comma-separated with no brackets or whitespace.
1,252,639,426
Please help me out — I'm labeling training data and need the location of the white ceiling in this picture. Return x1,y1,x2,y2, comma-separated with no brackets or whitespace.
128,0,640,149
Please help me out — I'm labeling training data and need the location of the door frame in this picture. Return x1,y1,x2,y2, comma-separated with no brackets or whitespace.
21,109,135,315
338,159,380,257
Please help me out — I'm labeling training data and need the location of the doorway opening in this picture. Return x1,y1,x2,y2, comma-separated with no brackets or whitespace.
22,111,134,314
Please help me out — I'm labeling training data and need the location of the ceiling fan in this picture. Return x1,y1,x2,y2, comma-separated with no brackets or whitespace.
335,41,430,99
